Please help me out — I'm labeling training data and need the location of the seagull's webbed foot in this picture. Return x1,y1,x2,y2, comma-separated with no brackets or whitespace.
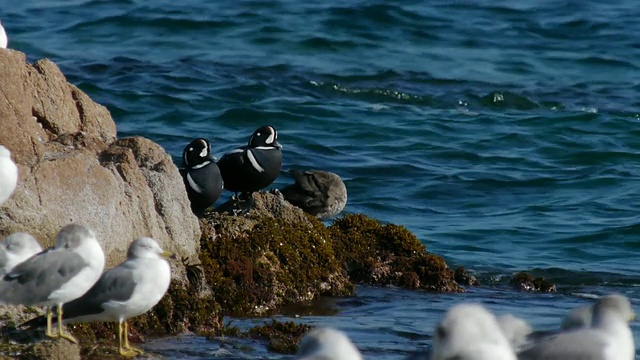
56,306,78,343
123,321,145,355
118,348,140,357
58,331,79,344
45,307,58,338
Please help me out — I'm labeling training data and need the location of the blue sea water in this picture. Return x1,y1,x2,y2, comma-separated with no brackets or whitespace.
4,0,640,358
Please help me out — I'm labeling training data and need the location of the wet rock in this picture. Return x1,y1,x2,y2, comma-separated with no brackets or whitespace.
244,319,312,354
454,266,479,286
0,49,200,268
200,192,353,316
328,214,464,292
509,272,557,292
198,194,464,320
24,340,81,360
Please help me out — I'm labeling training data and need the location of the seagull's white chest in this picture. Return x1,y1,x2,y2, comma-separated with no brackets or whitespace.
0,153,18,205
107,258,171,321
0,21,7,49
47,240,105,306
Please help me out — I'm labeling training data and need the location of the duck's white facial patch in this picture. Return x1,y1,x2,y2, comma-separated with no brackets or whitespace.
187,173,204,193
199,147,207,157
246,149,265,172
265,131,275,144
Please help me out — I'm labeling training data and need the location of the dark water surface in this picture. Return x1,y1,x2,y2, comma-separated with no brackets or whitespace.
4,0,640,358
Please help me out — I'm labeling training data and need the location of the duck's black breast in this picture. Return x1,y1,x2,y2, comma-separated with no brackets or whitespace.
182,162,223,212
218,147,282,193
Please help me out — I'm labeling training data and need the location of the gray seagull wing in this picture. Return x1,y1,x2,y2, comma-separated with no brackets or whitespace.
0,248,8,275
61,262,138,322
517,329,608,360
0,248,88,306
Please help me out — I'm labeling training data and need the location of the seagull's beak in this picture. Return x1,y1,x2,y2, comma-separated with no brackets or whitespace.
630,312,637,322
161,250,177,260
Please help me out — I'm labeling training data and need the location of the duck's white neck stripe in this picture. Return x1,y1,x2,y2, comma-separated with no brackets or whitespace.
246,149,265,173
191,160,211,170
187,173,204,193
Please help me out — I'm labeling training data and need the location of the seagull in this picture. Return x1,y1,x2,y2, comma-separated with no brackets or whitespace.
0,145,18,205
0,20,7,49
496,314,534,353
561,294,636,330
0,232,43,276
0,224,105,343
22,237,174,357
296,327,363,360
517,294,636,360
431,303,517,360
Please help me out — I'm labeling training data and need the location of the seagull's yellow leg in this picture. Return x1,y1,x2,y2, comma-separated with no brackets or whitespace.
123,321,145,354
44,307,58,338
56,306,78,344
118,321,138,357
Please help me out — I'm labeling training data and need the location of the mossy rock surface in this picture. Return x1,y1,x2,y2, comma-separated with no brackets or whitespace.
328,214,463,292
197,193,466,317
200,193,353,315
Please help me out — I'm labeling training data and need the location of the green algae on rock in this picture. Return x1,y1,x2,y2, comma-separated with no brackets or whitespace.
328,213,464,292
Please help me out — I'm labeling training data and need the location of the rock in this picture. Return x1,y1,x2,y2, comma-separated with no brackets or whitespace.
0,49,200,269
244,319,312,354
328,214,464,292
0,49,475,358
24,340,81,360
454,266,479,286
509,272,557,292
200,192,353,316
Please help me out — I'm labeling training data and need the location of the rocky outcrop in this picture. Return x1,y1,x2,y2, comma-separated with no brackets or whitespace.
0,49,200,267
0,49,473,358
200,191,354,316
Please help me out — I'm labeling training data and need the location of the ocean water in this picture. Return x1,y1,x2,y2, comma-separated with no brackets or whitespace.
4,0,640,358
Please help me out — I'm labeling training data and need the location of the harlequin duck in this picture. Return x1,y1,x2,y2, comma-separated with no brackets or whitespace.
280,170,347,220
217,125,282,198
180,138,223,215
